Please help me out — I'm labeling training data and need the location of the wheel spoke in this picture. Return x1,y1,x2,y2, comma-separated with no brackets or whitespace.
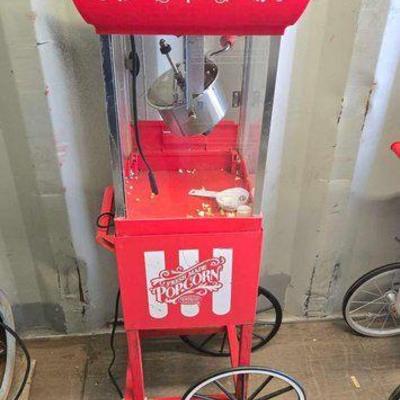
373,280,384,296
349,295,386,314
350,300,387,305
248,376,273,400
352,314,371,323
256,306,273,314
194,395,219,400
214,380,238,400
239,374,246,400
257,385,295,400
253,333,266,341
359,289,382,297
254,322,275,327
199,334,217,349
391,271,399,291
220,332,228,354
381,312,390,330
365,304,387,328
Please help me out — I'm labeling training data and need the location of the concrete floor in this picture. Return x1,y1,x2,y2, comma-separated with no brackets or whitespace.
25,320,400,400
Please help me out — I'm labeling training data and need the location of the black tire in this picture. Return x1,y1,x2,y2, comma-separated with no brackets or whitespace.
182,366,306,400
180,287,283,356
342,263,400,337
389,385,400,400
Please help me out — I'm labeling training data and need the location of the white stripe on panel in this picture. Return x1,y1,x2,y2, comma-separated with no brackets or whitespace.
144,251,168,319
212,248,233,315
179,249,200,317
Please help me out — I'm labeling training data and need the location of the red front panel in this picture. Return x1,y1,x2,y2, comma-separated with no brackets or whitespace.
115,230,262,330
72,0,311,36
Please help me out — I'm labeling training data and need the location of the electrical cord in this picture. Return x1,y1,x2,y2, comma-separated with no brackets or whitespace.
107,36,156,397
108,290,123,398
96,212,115,229
129,36,159,195
0,321,31,400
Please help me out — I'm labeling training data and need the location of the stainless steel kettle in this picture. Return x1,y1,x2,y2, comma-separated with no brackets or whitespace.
147,60,228,137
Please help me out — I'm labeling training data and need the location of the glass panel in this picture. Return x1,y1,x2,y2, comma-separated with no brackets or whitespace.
107,35,277,220
239,37,281,213
239,37,270,198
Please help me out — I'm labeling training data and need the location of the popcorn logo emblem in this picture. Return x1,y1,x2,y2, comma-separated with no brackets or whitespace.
150,257,226,305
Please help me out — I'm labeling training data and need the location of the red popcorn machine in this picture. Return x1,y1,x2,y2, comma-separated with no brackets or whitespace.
72,0,311,399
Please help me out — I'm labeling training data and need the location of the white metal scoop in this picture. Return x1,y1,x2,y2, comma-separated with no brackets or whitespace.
188,187,250,212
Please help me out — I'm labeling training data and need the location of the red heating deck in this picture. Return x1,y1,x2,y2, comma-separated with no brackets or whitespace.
122,120,255,221
125,169,251,220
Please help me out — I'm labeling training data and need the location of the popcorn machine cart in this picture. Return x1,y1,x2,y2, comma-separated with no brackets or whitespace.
72,1,310,399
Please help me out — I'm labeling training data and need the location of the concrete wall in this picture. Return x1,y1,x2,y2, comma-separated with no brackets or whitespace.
262,0,400,318
0,0,116,334
0,0,400,334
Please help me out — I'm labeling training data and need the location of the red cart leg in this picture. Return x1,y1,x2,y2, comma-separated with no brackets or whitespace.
227,325,239,368
227,324,254,368
238,324,253,366
125,362,134,400
126,330,145,400
236,324,254,399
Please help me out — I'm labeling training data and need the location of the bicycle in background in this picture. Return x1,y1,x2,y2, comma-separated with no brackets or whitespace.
342,142,400,399
343,142,400,337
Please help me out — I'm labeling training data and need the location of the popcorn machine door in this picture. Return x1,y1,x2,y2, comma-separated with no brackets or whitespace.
99,34,283,223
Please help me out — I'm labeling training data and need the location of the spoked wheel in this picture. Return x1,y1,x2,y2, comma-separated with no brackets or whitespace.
182,367,306,400
180,287,282,356
389,386,400,400
343,263,400,337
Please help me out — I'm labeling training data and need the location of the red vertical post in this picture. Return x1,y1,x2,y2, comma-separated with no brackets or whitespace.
236,324,254,399
227,325,239,368
126,330,146,400
238,324,253,366
125,363,134,400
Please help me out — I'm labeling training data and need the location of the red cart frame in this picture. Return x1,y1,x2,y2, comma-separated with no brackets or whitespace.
72,1,311,399
96,121,264,399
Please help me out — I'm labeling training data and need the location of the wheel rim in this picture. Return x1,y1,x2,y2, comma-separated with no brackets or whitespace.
182,367,306,400
389,385,400,400
181,288,282,356
345,269,400,337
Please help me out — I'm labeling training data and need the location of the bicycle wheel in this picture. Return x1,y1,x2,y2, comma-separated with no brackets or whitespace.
343,263,400,337
389,386,400,400
180,287,282,356
182,367,306,400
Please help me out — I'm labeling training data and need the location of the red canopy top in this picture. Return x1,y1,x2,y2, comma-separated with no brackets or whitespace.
72,0,310,36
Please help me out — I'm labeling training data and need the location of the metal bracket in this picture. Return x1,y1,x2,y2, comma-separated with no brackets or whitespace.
184,36,205,116
232,91,241,108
